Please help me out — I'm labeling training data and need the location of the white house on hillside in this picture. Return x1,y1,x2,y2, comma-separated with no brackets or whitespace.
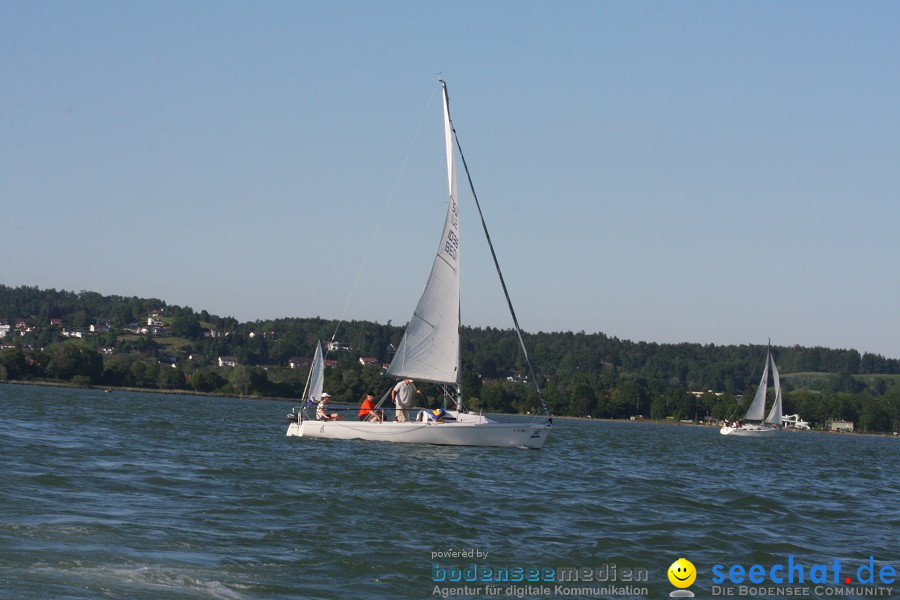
218,356,239,368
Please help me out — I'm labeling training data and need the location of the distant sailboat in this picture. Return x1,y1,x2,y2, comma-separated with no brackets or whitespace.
285,81,551,448
720,343,782,436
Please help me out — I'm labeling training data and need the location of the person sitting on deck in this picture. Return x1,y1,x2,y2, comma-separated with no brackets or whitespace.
357,393,381,422
316,393,341,421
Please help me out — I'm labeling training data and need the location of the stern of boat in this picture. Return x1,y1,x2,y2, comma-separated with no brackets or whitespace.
286,420,303,437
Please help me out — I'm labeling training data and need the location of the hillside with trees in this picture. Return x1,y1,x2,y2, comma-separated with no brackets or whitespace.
2,284,898,433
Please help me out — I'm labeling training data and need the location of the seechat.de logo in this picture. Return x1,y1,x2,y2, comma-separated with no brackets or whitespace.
711,555,896,586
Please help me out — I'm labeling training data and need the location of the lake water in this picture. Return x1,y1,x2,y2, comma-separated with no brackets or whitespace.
1,385,897,599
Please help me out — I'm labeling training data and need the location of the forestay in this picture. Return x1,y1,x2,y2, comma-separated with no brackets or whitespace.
385,87,461,386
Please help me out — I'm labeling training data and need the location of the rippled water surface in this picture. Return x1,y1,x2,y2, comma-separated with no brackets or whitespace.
1,385,897,599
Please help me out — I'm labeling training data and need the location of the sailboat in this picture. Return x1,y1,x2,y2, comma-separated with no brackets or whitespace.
720,343,783,436
285,81,551,448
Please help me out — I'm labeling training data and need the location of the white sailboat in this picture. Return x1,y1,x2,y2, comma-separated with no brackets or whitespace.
720,344,782,436
286,81,551,448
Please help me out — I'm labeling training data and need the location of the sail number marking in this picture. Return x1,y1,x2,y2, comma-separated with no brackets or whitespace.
444,229,459,261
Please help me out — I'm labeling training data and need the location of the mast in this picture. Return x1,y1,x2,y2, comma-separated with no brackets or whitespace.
765,345,783,426
444,80,465,412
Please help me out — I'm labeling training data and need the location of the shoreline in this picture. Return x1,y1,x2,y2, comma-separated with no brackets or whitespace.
3,379,897,437
533,414,899,438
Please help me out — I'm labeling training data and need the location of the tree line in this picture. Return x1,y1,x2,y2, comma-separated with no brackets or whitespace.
2,285,898,432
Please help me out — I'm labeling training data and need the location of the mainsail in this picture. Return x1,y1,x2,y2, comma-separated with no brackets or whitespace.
385,84,460,385
765,354,783,425
743,349,770,421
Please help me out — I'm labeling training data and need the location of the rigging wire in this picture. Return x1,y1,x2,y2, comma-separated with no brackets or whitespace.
441,80,550,417
727,340,769,421
329,86,440,344
294,89,439,412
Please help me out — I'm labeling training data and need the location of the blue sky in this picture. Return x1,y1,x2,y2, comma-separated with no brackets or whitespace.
2,1,899,359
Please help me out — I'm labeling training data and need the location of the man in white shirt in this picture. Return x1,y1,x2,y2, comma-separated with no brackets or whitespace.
391,379,417,422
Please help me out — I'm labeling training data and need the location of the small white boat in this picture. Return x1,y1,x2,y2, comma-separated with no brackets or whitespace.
286,81,551,449
782,414,810,430
721,343,782,437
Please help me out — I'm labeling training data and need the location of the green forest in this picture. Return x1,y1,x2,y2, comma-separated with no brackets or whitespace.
2,284,899,433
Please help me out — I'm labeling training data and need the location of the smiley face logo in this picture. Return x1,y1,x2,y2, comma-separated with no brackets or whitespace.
667,558,696,588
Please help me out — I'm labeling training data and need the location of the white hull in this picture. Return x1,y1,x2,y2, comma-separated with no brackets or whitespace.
287,412,550,449
720,424,778,436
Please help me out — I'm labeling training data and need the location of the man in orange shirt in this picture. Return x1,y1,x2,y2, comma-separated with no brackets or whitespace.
357,393,381,422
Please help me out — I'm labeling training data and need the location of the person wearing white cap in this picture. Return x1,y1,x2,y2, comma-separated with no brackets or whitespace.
316,393,340,421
